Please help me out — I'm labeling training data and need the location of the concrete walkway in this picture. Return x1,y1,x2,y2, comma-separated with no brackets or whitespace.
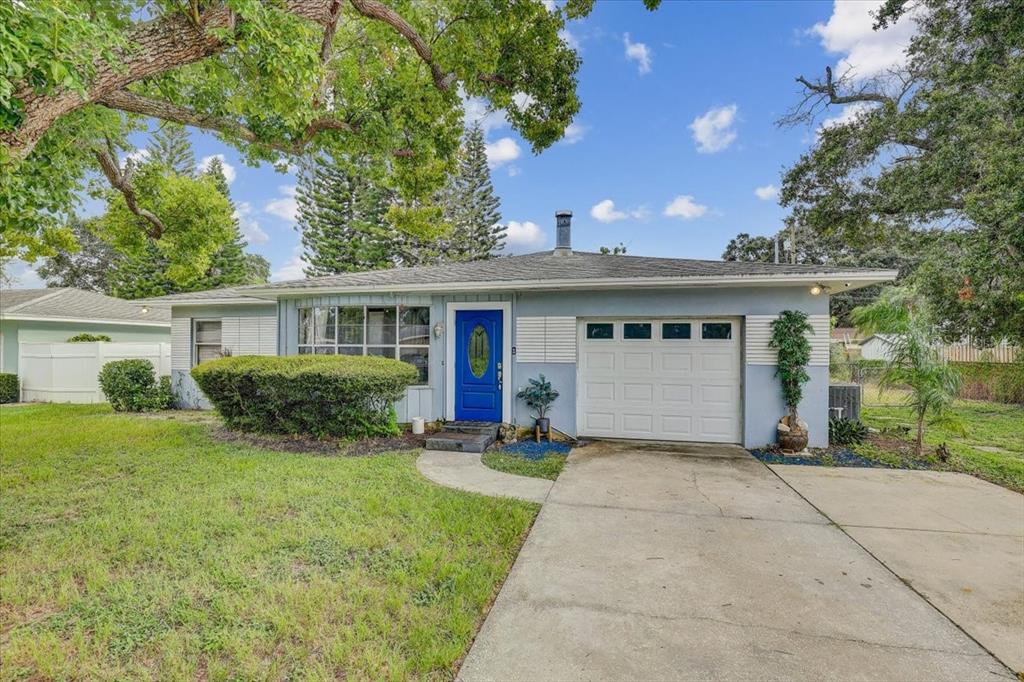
772,466,1024,673
416,449,552,504
458,441,1013,681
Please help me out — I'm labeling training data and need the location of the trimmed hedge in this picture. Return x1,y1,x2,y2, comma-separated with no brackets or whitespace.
955,360,1024,404
0,373,18,404
67,333,112,342
191,355,419,438
98,359,173,412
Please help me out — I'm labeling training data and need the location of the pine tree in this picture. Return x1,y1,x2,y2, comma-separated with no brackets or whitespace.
148,123,196,176
296,157,401,275
201,156,252,287
442,124,504,260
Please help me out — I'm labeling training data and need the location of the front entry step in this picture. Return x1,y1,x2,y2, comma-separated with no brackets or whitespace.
425,421,500,453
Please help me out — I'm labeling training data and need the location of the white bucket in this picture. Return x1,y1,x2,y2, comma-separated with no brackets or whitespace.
411,417,425,435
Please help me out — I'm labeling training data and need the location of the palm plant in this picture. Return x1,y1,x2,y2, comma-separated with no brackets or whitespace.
853,288,963,457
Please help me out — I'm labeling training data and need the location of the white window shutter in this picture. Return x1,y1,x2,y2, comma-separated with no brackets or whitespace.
746,314,830,366
515,316,576,363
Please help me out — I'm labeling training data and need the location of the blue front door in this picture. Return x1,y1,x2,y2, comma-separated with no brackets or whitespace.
455,309,503,422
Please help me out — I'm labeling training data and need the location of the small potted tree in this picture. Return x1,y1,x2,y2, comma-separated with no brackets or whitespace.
517,374,559,441
769,310,813,452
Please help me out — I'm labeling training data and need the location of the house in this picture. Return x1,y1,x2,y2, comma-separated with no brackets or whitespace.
147,212,896,448
859,334,898,361
0,288,171,375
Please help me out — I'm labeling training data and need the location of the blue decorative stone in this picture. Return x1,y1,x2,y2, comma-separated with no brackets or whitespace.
498,441,572,461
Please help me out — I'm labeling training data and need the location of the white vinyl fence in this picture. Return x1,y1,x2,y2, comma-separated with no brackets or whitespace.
18,342,171,403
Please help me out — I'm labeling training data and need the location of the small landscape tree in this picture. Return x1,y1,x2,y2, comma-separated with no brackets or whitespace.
769,310,813,432
852,288,963,457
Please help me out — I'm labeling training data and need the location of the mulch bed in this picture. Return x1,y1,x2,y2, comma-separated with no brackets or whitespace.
209,426,426,457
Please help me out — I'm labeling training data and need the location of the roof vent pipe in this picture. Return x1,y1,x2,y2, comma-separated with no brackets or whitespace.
554,210,573,255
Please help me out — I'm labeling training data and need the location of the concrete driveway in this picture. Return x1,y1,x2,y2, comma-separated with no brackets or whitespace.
771,466,1024,673
458,441,1014,681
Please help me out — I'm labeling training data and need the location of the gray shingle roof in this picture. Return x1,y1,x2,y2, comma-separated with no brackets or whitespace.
0,288,170,325
253,251,895,293
133,251,896,303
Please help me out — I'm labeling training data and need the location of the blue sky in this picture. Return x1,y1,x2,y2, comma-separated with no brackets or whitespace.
11,0,917,286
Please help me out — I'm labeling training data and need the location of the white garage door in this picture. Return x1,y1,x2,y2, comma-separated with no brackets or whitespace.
577,318,742,443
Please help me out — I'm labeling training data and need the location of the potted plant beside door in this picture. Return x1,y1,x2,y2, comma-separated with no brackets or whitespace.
769,310,814,452
517,374,559,441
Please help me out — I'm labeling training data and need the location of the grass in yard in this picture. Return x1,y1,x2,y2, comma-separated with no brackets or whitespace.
480,451,567,480
856,385,1024,492
0,404,537,680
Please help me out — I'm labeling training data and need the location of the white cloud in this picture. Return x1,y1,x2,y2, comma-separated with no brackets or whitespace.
541,0,556,10
270,247,308,281
818,101,875,134
663,195,708,220
120,148,149,167
689,104,739,154
507,165,521,177
503,220,547,252
198,154,236,184
559,28,580,51
589,199,648,224
754,184,779,201
623,33,652,75
485,137,521,168
809,0,916,80
264,185,298,222
560,121,587,145
463,91,535,135
234,201,269,245
1,259,45,288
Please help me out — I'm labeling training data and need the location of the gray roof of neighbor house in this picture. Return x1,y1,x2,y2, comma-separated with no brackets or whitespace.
140,251,898,303
0,288,170,326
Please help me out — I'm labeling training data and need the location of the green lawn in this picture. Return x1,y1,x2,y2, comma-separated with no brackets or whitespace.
480,451,567,481
855,386,1024,492
0,404,537,680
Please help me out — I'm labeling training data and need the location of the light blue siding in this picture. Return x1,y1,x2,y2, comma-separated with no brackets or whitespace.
170,303,277,410
173,285,832,447
511,287,830,448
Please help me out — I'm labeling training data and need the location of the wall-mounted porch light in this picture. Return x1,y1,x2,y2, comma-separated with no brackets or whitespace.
809,284,824,296
141,304,150,314
433,322,444,339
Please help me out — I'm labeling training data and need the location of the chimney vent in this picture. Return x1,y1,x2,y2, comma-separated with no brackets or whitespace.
554,210,573,255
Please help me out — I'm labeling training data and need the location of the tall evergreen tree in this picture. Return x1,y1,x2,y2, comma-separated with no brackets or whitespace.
442,124,505,260
296,157,402,275
147,123,196,176
201,156,254,287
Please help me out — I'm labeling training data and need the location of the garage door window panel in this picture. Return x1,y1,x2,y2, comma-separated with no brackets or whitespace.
586,323,614,340
701,322,733,340
662,323,692,340
623,323,652,340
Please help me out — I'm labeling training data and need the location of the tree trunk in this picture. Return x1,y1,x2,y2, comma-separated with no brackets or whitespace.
915,414,925,458
0,1,337,161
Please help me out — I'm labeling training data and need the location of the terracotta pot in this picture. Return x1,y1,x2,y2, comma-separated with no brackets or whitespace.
777,415,809,452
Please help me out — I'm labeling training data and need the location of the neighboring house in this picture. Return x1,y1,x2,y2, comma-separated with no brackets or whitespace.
0,288,171,375
146,213,895,448
859,334,898,361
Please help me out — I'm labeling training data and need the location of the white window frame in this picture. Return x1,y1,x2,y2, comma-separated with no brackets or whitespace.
296,304,431,385
192,318,223,367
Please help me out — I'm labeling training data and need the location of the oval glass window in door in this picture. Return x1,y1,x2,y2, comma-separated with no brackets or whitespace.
469,324,489,378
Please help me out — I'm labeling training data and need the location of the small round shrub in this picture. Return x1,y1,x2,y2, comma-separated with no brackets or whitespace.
0,373,18,404
98,359,173,412
67,333,112,343
191,355,419,438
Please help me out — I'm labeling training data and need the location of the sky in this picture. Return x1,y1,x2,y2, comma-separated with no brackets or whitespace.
8,0,917,288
